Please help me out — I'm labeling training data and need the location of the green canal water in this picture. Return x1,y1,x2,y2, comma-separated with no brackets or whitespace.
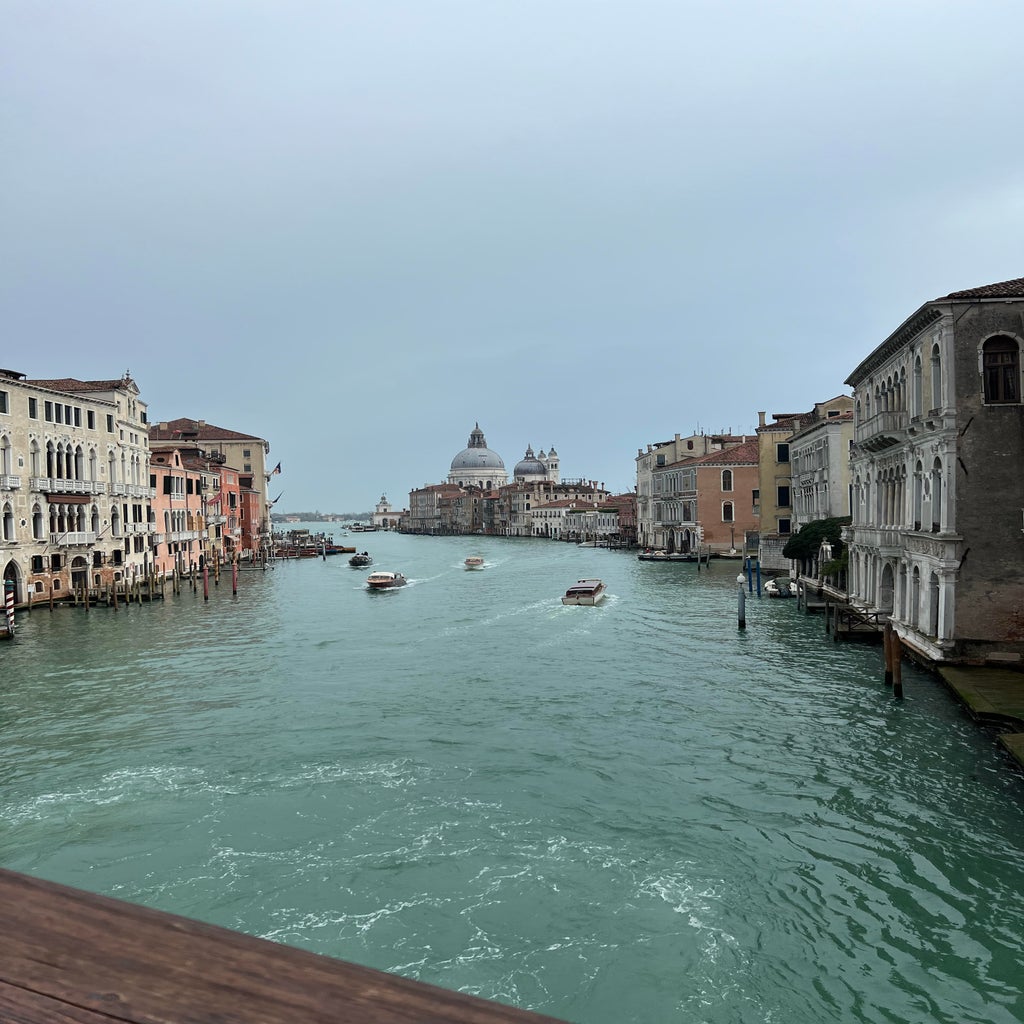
2,530,1023,1023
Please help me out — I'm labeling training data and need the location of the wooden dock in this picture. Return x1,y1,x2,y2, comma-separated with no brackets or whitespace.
0,868,568,1024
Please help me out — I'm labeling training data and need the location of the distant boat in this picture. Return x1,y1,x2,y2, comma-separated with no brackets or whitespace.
561,578,607,606
349,552,373,567
366,571,407,590
464,556,485,570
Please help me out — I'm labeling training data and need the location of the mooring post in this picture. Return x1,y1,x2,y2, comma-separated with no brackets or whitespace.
755,560,761,596
232,559,238,596
883,621,894,687
737,573,746,630
893,631,904,699
203,563,209,602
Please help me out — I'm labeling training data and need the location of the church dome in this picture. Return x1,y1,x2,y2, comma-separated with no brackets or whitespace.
514,445,546,479
450,423,505,471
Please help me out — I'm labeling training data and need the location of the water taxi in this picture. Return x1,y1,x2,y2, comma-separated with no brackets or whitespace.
464,556,485,570
349,552,373,567
561,578,607,606
366,571,407,590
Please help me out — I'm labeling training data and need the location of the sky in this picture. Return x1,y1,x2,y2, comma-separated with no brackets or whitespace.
4,2,1024,514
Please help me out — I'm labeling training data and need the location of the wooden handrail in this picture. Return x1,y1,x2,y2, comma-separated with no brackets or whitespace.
0,868,568,1024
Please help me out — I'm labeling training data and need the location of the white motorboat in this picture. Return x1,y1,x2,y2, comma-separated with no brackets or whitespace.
366,571,407,590
464,556,485,570
561,578,607,606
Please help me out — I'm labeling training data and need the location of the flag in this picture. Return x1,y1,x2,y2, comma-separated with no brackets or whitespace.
267,461,282,480
269,492,284,506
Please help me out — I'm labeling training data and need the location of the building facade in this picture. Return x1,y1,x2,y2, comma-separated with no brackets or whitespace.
844,276,1024,665
0,371,155,605
149,419,274,560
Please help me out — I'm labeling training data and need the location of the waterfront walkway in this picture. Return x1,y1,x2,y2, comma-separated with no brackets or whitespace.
938,666,1024,771
0,868,566,1024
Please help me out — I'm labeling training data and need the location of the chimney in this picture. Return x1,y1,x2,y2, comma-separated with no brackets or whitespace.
758,411,766,428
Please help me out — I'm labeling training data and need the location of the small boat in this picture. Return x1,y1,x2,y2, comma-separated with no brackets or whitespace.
637,550,697,562
464,556,485,570
366,571,407,590
765,578,794,598
561,578,607,606
349,552,373,567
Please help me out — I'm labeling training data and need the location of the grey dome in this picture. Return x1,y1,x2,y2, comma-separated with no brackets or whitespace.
450,423,505,471
514,445,546,478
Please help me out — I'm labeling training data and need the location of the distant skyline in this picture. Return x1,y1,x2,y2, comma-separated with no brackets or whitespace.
5,3,1024,510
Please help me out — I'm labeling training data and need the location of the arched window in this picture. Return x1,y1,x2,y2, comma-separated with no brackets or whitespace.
913,460,924,530
931,457,943,533
722,501,734,523
2,502,14,541
982,335,1020,404
32,503,44,540
29,440,40,478
930,343,942,411
913,355,923,415
0,434,10,476
721,469,733,492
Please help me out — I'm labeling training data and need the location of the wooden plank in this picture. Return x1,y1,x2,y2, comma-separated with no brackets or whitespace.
0,868,568,1024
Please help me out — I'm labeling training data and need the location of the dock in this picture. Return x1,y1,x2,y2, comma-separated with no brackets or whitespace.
937,665,1024,771
0,867,567,1024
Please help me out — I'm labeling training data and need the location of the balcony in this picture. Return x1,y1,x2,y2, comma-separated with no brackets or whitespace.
50,531,97,546
0,474,22,490
32,477,104,496
854,411,908,452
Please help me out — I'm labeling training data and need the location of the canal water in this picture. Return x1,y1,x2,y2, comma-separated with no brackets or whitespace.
2,529,1022,1024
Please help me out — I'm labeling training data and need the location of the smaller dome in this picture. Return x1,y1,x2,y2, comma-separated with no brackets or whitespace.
514,445,546,479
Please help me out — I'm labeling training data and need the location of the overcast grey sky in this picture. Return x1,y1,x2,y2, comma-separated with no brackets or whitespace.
3,2,1022,512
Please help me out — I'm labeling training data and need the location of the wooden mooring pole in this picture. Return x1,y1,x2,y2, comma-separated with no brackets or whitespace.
883,621,894,687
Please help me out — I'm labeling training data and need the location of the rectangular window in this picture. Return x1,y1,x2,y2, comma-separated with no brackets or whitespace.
776,443,790,463
0,390,7,414
778,518,791,535
31,555,44,573
87,410,95,429
45,400,54,422
64,404,72,423
106,414,115,432
777,485,791,507
55,404,63,424
28,397,38,419
243,449,251,458
74,407,82,427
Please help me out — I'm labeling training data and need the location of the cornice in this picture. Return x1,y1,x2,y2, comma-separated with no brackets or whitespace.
845,305,945,386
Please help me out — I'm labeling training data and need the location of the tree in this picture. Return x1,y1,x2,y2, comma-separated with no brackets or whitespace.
782,516,850,570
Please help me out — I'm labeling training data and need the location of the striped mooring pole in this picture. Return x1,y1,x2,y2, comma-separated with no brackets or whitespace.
4,578,15,634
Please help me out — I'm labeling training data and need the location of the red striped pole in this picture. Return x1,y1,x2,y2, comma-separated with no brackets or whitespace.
4,578,15,634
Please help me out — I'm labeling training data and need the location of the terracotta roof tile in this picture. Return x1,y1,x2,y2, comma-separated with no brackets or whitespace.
942,276,1024,300
149,417,265,443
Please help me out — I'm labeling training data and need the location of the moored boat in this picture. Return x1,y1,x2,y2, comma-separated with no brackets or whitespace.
464,556,485,570
366,571,407,589
561,578,607,606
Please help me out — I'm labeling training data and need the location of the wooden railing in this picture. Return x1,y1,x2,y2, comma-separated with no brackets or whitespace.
0,867,567,1024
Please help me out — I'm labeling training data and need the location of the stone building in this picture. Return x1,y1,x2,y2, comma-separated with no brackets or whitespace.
0,371,154,606
844,275,1024,665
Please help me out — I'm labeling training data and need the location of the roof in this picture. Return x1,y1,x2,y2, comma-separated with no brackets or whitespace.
941,276,1024,300
661,440,760,469
24,376,139,396
150,418,266,443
